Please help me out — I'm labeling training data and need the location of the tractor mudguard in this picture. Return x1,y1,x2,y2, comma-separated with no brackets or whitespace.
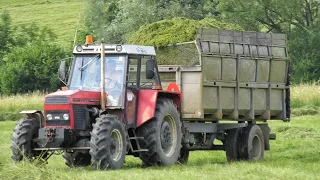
136,85,181,127
20,110,44,127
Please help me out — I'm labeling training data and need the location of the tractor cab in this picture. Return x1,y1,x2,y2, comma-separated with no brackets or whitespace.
59,40,161,108
11,36,182,170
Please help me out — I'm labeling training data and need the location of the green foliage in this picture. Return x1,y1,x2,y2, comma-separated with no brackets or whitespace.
128,17,242,47
0,12,67,95
288,23,320,83
217,0,319,33
0,42,66,94
0,10,14,60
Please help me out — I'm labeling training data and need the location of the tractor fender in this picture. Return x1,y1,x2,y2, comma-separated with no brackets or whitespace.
20,110,44,127
136,89,181,127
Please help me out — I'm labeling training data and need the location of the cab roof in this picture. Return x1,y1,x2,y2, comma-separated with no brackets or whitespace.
73,44,156,56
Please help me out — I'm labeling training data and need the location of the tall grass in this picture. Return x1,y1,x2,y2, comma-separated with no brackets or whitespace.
0,91,45,121
291,83,320,116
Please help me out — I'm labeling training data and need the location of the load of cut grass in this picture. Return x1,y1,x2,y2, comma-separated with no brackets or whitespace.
128,17,242,65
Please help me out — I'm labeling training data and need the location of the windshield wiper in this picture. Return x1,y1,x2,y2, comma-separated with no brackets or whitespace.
78,54,100,71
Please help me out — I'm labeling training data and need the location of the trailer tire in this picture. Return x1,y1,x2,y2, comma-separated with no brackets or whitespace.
11,118,42,162
63,151,91,168
238,125,264,161
137,98,182,166
225,128,242,161
90,115,126,170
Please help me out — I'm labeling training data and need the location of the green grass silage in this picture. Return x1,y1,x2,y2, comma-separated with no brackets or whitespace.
0,116,319,179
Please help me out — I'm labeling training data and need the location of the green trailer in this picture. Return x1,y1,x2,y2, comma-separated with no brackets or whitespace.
158,28,290,160
159,28,289,122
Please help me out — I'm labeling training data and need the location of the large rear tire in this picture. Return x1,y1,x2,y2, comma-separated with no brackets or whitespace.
238,125,265,161
137,98,182,166
90,115,126,170
63,151,91,168
11,118,42,162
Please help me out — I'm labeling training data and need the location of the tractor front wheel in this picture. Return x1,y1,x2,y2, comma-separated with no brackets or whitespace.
137,98,182,166
63,151,91,168
90,115,126,170
11,118,42,162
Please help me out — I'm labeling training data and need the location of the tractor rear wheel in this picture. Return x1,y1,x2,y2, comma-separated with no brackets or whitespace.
11,118,42,162
225,128,242,161
90,115,126,170
137,98,182,166
63,151,91,168
238,125,265,161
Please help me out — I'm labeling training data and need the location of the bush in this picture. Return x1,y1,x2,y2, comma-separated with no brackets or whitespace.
0,42,66,94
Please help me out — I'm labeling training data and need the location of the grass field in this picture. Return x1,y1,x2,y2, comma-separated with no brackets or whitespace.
0,0,84,48
0,115,319,179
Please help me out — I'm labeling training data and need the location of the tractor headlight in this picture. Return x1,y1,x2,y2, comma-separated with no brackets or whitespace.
63,113,69,120
46,114,53,120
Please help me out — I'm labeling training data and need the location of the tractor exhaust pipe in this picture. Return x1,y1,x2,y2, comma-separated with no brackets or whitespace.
100,40,106,110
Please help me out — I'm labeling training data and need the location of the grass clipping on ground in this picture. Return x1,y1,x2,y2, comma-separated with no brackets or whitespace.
128,17,242,65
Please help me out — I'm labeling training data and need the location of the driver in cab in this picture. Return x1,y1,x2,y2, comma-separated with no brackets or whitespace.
104,59,123,106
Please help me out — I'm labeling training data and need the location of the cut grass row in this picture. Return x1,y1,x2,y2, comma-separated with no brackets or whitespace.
0,84,319,121
0,115,319,179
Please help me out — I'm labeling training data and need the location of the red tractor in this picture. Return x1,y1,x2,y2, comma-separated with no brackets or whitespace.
11,37,184,169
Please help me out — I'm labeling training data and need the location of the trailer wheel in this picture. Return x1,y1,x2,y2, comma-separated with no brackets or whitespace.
238,125,264,161
225,128,242,161
11,118,42,162
63,151,91,167
90,115,126,170
137,98,182,166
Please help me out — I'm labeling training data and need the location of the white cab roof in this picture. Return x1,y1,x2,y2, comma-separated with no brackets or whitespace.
73,44,156,56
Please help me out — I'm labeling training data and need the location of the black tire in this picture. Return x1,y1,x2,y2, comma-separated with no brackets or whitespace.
177,146,189,164
238,125,265,161
137,98,182,166
90,115,126,170
11,118,41,162
225,128,242,161
63,151,91,168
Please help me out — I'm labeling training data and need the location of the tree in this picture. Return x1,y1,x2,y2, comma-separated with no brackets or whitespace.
217,0,320,33
0,42,66,94
0,10,14,60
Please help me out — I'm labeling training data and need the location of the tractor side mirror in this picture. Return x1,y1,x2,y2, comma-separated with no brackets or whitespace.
146,59,155,79
58,60,67,83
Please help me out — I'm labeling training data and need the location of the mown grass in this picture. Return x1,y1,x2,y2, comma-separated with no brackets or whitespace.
0,0,84,48
0,115,319,179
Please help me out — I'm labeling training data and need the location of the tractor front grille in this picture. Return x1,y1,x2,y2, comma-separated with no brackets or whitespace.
45,96,69,104
73,105,89,130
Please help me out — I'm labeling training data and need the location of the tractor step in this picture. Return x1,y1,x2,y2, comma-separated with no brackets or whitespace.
129,137,144,140
131,149,148,153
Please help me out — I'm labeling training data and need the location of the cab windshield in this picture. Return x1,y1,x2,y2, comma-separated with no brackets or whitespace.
69,55,126,106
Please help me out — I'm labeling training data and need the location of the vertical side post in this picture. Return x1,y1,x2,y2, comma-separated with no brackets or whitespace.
101,41,106,110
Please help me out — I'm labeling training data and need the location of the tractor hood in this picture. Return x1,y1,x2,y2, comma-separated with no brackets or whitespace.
45,90,102,105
